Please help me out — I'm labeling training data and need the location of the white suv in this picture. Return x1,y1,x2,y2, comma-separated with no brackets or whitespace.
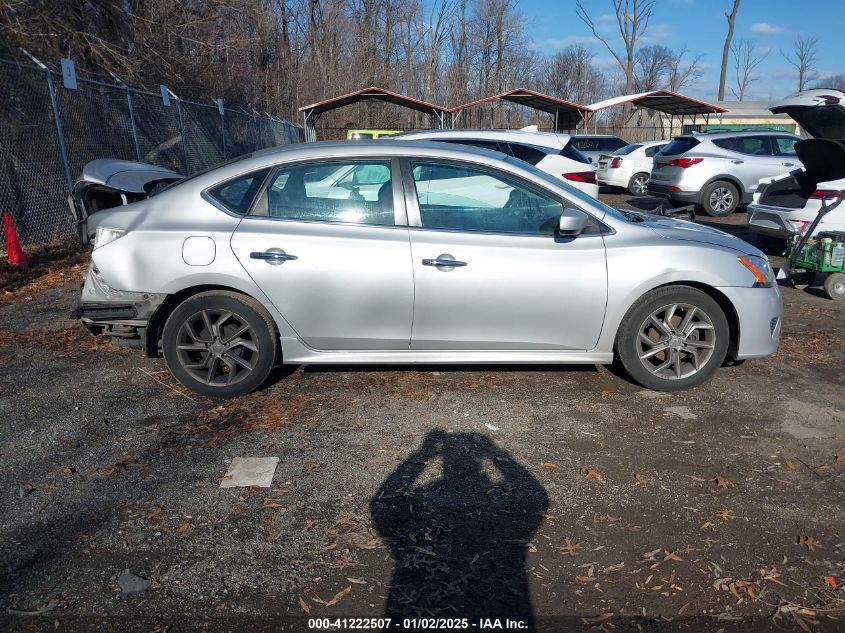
597,140,668,195
396,129,599,198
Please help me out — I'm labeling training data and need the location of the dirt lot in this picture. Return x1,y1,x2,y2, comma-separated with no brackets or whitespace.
1,195,844,632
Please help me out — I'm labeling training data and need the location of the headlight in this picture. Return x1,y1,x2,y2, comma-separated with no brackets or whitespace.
738,255,775,288
94,227,126,249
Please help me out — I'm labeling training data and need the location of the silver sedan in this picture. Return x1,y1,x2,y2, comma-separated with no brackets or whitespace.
74,140,782,397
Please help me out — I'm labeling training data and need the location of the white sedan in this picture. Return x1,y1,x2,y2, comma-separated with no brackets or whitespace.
596,140,667,195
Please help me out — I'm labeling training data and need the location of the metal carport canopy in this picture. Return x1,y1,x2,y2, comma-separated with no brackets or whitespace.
450,88,592,131
298,86,451,141
587,90,727,117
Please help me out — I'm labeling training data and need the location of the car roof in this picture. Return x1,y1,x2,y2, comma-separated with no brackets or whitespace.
396,128,570,149
686,130,800,140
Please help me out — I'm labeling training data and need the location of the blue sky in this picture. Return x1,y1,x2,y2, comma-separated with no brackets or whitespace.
522,0,843,102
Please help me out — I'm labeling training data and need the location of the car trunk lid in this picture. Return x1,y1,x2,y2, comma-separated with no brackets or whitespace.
70,159,181,245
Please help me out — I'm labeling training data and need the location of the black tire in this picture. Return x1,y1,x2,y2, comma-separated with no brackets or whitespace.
615,285,730,391
162,291,279,398
700,180,739,216
823,272,845,300
628,172,649,196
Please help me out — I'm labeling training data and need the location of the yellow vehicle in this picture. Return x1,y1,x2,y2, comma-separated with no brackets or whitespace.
346,129,401,140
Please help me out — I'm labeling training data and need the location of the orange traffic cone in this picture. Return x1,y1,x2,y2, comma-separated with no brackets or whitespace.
2,211,28,268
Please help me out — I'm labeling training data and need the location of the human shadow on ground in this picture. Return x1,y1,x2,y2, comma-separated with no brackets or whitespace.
370,430,549,629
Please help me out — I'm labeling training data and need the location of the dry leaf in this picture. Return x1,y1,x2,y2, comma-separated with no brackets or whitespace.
582,612,614,624
798,535,823,551
634,473,650,485
146,507,162,520
576,575,596,583
824,576,837,588
325,586,351,607
62,466,74,476
580,467,604,481
835,455,845,464
542,462,556,469
715,510,735,521
559,537,581,556
785,459,797,471
663,550,684,562
700,521,714,529
298,597,310,614
177,522,192,534
712,475,732,489
263,502,285,509
347,577,367,584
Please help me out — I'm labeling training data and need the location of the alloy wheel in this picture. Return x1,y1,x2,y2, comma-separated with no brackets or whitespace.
632,175,648,195
636,303,716,380
709,187,734,213
175,309,259,387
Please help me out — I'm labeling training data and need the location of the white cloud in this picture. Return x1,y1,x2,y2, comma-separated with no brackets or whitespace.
594,14,618,33
750,22,784,34
641,23,674,44
535,35,602,51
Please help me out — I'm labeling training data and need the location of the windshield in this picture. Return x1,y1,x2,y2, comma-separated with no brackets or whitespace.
614,144,642,156
150,153,252,197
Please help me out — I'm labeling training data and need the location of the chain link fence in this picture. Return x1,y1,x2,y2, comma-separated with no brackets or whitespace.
0,58,302,251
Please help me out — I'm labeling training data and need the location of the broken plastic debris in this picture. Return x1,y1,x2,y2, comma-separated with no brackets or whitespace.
220,456,280,488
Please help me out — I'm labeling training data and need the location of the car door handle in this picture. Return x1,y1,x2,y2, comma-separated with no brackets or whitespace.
422,258,467,267
781,162,795,166
250,251,298,261
731,159,744,164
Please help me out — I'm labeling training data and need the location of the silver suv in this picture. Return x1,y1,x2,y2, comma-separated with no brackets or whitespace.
648,131,803,216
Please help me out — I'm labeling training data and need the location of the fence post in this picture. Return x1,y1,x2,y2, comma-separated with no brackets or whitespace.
44,69,73,190
175,98,190,174
217,98,226,159
126,87,142,162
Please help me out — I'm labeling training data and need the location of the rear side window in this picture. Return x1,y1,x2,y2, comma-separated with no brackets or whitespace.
614,144,642,156
773,136,798,156
506,143,549,166
644,144,666,157
207,168,270,214
560,142,592,164
600,137,627,152
713,136,773,156
660,137,701,155
253,161,394,225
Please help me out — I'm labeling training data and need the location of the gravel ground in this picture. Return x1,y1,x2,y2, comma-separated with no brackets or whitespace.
1,195,844,632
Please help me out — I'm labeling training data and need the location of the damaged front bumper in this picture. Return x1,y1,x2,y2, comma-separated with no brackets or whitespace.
75,264,166,351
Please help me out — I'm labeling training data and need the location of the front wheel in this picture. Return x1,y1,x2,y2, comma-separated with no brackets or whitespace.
162,291,279,398
615,286,730,391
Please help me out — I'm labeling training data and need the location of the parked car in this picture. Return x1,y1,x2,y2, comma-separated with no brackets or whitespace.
395,128,599,198
748,89,845,239
73,140,781,397
566,134,628,164
596,140,668,195
346,129,401,140
648,130,804,216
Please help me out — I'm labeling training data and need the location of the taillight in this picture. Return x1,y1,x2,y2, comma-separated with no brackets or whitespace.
610,157,621,168
810,189,845,199
667,157,704,168
563,171,597,184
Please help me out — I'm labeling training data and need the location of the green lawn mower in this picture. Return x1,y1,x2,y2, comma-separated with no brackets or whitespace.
783,198,845,300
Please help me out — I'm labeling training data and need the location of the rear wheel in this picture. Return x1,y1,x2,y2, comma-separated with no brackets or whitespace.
701,181,739,216
823,272,845,300
628,172,649,196
615,286,730,391
162,291,278,398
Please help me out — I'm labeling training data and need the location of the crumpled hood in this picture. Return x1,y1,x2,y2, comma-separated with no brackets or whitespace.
639,215,762,256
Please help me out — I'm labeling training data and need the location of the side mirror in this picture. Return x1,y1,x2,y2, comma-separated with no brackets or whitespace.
557,208,590,236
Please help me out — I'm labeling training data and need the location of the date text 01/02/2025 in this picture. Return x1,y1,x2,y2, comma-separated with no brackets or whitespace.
306,618,528,630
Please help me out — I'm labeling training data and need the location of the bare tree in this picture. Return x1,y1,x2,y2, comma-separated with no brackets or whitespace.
781,34,819,91
538,44,608,105
731,39,768,101
667,46,704,92
812,74,845,92
575,0,656,119
633,45,674,92
718,0,741,100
